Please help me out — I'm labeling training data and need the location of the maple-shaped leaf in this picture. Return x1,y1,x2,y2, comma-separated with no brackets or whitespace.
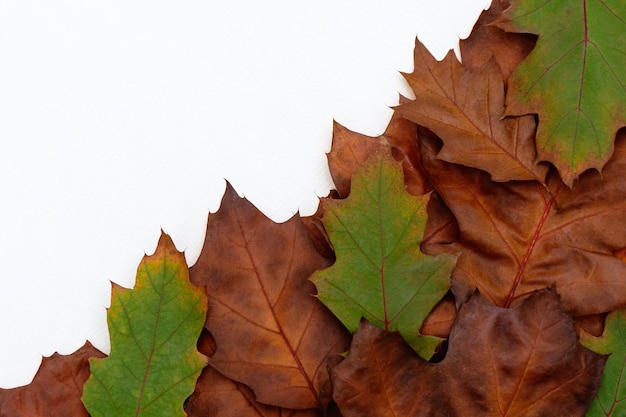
189,183,350,411
82,232,208,417
311,147,456,360
332,288,605,417
497,0,626,185
327,102,429,198
0,342,104,417
419,129,626,316
580,306,626,416
459,0,536,82
397,39,548,183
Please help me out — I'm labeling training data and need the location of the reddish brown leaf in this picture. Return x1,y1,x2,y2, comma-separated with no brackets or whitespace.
615,246,626,262
419,131,626,315
326,121,384,198
188,329,343,416
189,183,351,411
573,314,606,339
332,288,605,417
185,366,323,417
459,0,536,82
302,213,335,262
327,103,430,198
0,342,105,417
418,291,457,340
397,39,547,183
420,184,460,257
385,96,431,196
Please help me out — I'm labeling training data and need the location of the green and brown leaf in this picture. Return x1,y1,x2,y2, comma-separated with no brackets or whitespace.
497,0,626,185
312,147,456,359
82,232,208,417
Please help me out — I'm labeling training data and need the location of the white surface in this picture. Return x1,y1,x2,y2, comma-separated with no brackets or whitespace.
0,0,489,388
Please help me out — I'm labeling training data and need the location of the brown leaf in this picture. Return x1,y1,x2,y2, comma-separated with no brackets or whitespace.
397,39,547,183
385,96,431,196
0,342,105,417
187,330,328,416
332,289,605,417
573,314,606,338
326,121,384,198
418,291,457,340
327,103,430,198
459,0,536,82
419,131,626,315
190,183,351,411
301,214,335,262
185,366,322,417
420,183,460,256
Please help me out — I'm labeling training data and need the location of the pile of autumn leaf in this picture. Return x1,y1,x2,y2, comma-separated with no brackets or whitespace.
3,1,626,416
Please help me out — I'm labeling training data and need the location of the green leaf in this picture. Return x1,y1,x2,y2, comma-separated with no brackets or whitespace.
82,232,208,417
310,146,456,360
498,0,626,185
580,308,625,416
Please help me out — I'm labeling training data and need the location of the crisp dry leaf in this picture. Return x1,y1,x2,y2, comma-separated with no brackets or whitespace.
459,0,536,82
497,0,626,185
0,342,104,417
82,232,208,417
185,366,323,417
186,330,326,416
383,96,431,196
311,147,456,359
326,121,385,199
418,291,457,341
327,102,430,199
189,183,350,411
581,307,626,416
419,130,626,316
420,170,460,257
397,39,547,183
332,289,605,417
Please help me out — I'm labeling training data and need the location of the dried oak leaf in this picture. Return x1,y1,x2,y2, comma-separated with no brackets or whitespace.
418,291,457,341
332,288,605,417
459,0,536,82
189,183,350,411
327,99,430,198
396,39,547,183
186,329,341,416
419,130,626,315
185,366,323,417
0,342,104,417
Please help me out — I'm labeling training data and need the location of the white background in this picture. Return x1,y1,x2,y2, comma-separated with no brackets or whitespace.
0,0,489,388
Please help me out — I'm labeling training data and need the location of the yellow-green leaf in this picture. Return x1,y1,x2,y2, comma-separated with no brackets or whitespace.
82,232,208,417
